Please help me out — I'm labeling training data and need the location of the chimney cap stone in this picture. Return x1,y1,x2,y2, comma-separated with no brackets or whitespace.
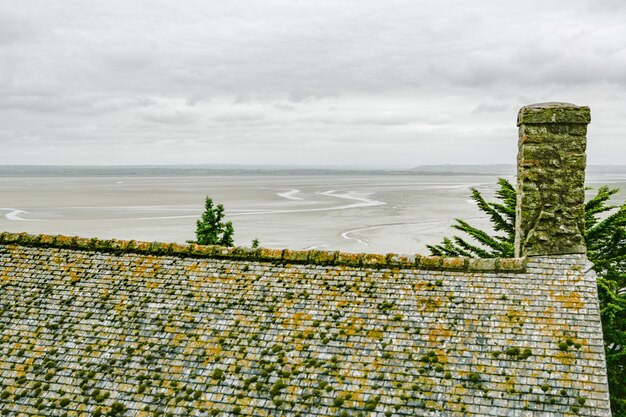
517,102,591,126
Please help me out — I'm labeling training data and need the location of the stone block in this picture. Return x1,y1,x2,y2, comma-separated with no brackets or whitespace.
335,252,363,266
308,250,337,264
231,246,259,259
420,256,442,269
497,258,526,272
468,258,496,271
385,253,415,268
442,257,468,270
39,234,56,245
282,249,310,262
361,253,387,267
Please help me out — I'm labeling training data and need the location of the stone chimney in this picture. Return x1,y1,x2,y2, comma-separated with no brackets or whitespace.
514,102,591,257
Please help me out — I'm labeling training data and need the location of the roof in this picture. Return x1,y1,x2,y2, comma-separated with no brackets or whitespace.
0,233,611,416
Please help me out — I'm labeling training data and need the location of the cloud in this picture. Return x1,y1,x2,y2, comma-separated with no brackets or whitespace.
307,109,420,126
273,103,295,111
209,110,266,122
0,0,625,166
473,101,509,114
138,108,199,125
0,5,42,46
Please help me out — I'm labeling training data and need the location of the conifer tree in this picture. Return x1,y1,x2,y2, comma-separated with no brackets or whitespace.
429,179,626,415
427,178,515,258
194,196,234,247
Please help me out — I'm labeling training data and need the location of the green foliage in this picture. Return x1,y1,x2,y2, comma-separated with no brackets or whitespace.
194,197,235,247
429,178,626,416
427,178,515,258
587,187,626,416
251,238,260,248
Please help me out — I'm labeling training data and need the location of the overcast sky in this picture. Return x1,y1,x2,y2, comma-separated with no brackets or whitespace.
1,1,625,168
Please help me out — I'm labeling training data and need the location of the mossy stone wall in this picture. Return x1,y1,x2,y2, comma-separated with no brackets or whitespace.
515,102,591,257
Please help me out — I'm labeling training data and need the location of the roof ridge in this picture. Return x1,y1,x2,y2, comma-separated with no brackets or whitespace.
0,231,525,272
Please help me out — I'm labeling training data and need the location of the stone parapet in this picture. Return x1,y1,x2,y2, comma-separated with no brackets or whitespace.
0,231,526,272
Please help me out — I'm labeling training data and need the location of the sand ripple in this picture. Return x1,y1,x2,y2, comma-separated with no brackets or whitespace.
0,208,32,221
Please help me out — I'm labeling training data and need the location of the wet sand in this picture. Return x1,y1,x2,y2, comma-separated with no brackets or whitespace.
1,174,625,255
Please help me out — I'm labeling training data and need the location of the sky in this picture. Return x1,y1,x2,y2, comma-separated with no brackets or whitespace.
1,0,625,168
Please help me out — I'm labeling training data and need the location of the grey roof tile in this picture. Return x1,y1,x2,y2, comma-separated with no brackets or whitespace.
0,233,612,416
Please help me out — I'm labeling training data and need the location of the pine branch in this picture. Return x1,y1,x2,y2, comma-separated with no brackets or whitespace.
452,219,507,254
452,236,494,258
585,186,619,229
427,238,466,257
586,205,626,244
469,188,514,236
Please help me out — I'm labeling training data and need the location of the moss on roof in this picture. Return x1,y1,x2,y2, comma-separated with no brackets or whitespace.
0,233,611,416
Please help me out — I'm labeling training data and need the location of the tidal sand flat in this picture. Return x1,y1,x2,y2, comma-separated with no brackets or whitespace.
1,174,625,254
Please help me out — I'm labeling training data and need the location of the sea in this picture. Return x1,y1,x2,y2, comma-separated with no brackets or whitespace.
1,168,625,255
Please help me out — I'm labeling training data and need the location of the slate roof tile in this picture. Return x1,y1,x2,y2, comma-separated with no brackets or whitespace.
0,233,612,416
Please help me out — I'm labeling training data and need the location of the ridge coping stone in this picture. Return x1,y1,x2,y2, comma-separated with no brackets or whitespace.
0,231,527,272
517,102,591,125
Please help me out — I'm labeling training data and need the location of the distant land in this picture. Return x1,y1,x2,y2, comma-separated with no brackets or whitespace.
1,164,626,177
412,164,626,175
411,164,515,175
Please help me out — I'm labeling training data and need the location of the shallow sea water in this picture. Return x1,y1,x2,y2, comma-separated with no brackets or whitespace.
1,174,625,255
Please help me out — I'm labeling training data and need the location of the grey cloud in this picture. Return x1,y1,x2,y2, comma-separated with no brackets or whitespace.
0,94,67,113
0,6,41,45
138,109,199,125
233,95,253,104
0,92,157,115
209,110,266,122
473,101,510,114
273,103,295,111
186,95,211,106
0,0,625,166
308,110,420,126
